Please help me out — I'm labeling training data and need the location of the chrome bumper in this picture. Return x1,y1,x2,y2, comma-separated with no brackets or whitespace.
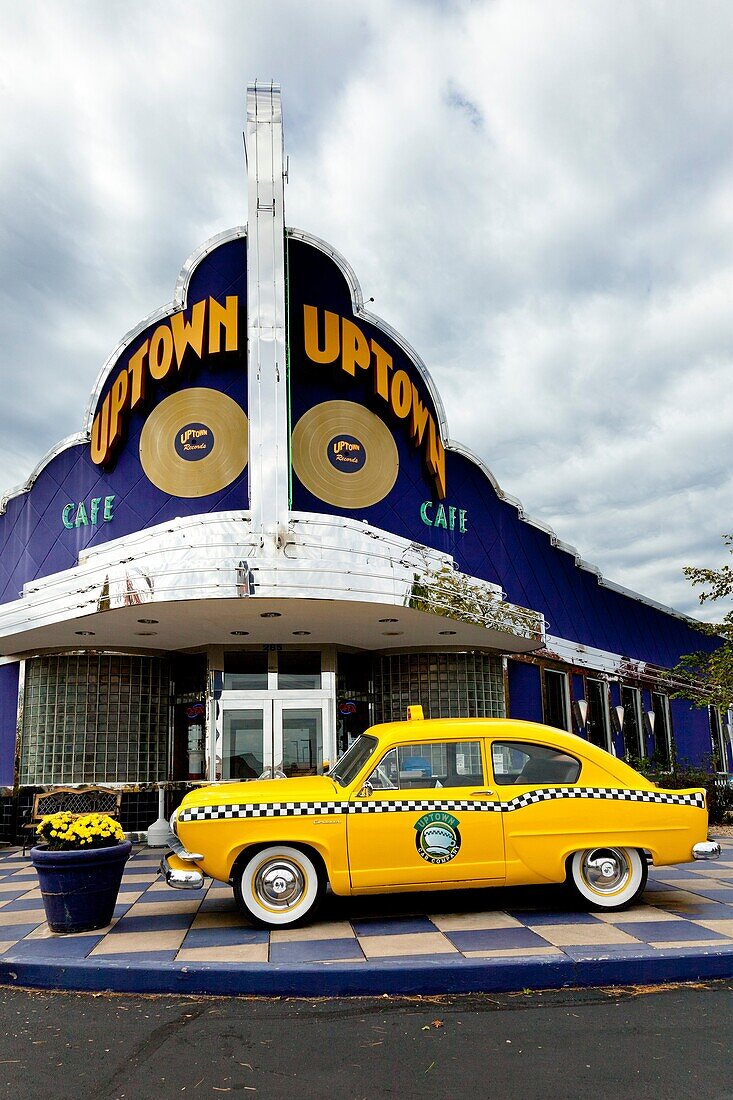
693,840,722,861
160,853,205,890
164,828,203,862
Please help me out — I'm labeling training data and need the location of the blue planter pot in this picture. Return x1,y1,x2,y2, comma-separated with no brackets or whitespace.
30,840,132,933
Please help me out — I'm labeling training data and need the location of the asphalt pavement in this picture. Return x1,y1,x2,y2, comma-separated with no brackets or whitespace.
1,982,733,1100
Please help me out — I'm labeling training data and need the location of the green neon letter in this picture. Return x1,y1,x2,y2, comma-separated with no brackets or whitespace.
62,504,75,530
420,501,434,526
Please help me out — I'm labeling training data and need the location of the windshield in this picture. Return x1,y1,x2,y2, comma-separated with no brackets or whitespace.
329,735,379,787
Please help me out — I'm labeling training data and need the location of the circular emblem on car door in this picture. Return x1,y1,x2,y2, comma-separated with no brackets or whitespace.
414,811,461,864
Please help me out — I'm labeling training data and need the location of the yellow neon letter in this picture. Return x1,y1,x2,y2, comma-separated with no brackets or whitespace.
340,318,370,377
410,385,430,447
390,370,412,419
148,324,174,381
107,371,130,456
90,393,111,465
171,299,207,368
303,305,339,363
127,340,149,411
426,417,447,500
208,295,238,354
371,340,392,402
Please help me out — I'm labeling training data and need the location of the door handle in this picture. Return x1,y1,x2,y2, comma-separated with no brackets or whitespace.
470,789,495,797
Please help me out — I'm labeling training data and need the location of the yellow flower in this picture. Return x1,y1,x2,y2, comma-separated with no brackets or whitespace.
37,808,124,850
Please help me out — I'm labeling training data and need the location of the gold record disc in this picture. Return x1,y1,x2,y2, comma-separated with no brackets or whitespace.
139,388,248,498
291,400,399,508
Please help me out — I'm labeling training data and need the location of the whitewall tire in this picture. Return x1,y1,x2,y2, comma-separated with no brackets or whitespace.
233,845,324,928
568,847,647,911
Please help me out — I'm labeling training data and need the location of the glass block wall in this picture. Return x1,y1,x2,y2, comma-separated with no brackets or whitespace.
373,653,505,723
20,654,169,784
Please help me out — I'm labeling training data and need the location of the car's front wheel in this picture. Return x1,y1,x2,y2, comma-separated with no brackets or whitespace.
233,845,324,928
568,846,647,910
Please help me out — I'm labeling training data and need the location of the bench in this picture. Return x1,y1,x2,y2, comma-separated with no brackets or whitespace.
22,786,122,854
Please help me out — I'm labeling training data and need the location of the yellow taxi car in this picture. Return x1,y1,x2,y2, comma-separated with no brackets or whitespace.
161,711,720,928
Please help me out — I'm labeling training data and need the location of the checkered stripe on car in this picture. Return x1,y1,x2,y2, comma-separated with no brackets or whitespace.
178,801,346,822
350,798,495,814
506,788,706,810
177,788,705,822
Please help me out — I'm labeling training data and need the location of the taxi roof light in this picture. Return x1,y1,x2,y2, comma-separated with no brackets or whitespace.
407,705,424,721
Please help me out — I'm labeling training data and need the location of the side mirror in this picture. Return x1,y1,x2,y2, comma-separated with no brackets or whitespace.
358,781,374,798
322,760,330,774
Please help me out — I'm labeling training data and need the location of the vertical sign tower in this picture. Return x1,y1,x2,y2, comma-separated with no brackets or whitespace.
245,82,289,535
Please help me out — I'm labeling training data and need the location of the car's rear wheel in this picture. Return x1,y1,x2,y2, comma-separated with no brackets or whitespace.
568,846,647,910
233,845,324,928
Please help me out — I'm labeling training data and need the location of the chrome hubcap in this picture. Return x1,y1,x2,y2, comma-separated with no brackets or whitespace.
582,848,629,894
254,858,305,910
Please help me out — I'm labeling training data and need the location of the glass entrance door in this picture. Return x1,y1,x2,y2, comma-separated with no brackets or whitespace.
275,701,326,778
216,650,335,781
220,705,272,780
218,699,331,780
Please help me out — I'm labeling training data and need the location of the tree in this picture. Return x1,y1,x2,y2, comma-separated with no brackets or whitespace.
673,534,732,712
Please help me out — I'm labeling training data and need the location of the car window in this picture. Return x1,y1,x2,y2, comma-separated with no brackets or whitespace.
491,741,581,786
365,741,484,790
330,735,379,786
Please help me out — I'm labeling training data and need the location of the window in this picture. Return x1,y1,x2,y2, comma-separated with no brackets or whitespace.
585,679,611,751
330,735,379,786
651,693,673,770
277,651,322,690
336,653,373,754
365,741,484,790
621,686,644,759
223,652,268,690
709,706,728,771
491,741,581,785
373,653,504,722
281,708,323,777
20,654,168,784
543,669,570,731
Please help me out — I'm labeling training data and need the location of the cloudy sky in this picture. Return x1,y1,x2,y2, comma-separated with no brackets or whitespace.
1,0,731,620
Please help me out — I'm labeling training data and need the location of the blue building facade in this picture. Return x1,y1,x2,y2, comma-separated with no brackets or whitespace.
0,85,722,833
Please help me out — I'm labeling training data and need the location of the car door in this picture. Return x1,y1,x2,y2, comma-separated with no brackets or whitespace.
347,737,506,889
489,738,585,885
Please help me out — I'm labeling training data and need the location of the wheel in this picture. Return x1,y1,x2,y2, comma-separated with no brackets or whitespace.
568,846,648,911
233,845,324,928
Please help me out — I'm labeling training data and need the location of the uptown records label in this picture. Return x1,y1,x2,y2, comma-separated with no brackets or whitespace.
139,388,248,498
290,400,399,508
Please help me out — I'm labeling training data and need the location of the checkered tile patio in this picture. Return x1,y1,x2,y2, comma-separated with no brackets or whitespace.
1,840,733,969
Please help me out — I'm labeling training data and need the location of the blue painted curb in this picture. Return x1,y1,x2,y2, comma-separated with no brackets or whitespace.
2,945,733,997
